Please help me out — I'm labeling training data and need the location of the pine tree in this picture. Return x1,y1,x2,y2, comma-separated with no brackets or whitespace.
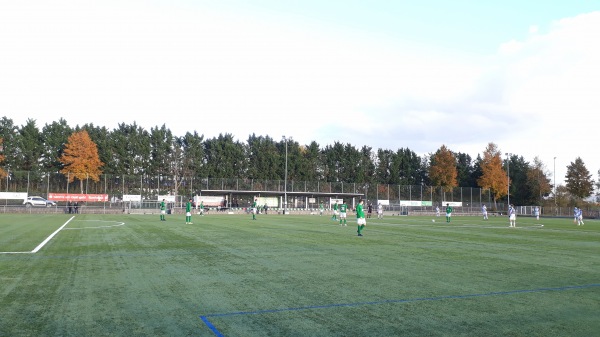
565,157,594,199
17,119,43,173
41,118,72,172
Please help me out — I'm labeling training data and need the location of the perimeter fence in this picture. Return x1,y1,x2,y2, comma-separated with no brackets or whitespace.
0,171,595,217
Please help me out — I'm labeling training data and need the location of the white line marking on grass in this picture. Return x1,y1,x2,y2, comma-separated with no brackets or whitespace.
0,220,127,253
0,216,76,254
63,220,125,230
30,216,76,253
368,221,546,230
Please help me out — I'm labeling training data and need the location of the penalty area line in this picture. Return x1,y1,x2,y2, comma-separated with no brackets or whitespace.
200,316,225,337
30,216,76,253
199,283,600,337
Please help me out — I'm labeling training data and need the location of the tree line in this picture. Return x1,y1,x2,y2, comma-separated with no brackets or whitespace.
0,117,596,207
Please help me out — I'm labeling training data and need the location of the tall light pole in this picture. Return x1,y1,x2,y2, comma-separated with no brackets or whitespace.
283,136,288,215
505,153,511,209
554,156,557,211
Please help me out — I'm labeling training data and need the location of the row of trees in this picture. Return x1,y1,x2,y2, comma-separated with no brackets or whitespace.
0,117,597,207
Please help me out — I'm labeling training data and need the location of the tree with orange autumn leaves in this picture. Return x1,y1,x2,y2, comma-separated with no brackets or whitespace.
59,130,104,193
428,145,458,192
477,142,508,208
0,138,7,179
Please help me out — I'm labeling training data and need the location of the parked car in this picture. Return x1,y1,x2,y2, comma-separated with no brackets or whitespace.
23,196,57,207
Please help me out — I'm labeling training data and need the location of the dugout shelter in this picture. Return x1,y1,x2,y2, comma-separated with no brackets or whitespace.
197,189,364,213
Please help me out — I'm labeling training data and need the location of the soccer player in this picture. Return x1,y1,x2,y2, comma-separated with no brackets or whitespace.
160,199,166,221
185,198,193,224
356,199,366,236
577,208,585,226
445,203,453,223
199,201,205,216
435,206,440,217
534,206,540,221
573,207,578,224
377,203,383,219
251,198,258,220
367,203,373,218
332,201,338,221
446,204,453,222
482,204,488,220
319,202,324,216
339,201,348,226
509,204,516,227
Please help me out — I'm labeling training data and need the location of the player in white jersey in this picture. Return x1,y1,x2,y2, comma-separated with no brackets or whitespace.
577,208,585,226
482,204,488,220
509,205,516,227
377,203,383,219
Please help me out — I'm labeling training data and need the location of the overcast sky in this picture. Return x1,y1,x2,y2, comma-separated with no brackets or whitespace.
2,1,599,185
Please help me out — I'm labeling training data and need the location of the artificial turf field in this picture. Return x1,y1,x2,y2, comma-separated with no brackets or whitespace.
0,213,598,337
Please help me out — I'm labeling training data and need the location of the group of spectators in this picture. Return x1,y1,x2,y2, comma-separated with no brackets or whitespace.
66,201,80,214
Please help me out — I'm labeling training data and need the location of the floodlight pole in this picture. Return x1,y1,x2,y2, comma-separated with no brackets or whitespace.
554,156,557,212
283,136,288,215
505,153,511,209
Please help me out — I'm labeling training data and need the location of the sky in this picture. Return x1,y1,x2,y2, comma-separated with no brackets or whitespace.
1,0,599,186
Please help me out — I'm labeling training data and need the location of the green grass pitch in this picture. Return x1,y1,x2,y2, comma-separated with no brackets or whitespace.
1,213,599,336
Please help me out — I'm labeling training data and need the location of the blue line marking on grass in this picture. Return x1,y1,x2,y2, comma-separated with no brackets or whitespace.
199,283,600,336
200,316,225,337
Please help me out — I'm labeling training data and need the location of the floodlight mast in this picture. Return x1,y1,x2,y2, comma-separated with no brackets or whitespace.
505,153,511,209
554,157,557,212
283,136,288,215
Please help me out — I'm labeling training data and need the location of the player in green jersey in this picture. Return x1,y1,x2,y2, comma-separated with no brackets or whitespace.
332,201,338,221
185,198,193,224
199,201,204,216
356,199,366,236
445,203,453,223
251,199,257,220
339,202,348,226
319,202,324,216
160,199,166,221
